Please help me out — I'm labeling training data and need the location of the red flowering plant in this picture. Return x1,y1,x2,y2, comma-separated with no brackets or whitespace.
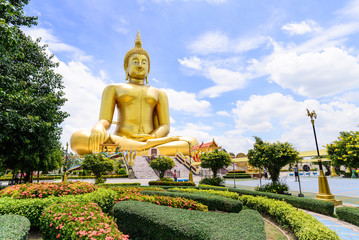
113,186,163,195
114,190,208,212
40,201,129,240
0,181,97,199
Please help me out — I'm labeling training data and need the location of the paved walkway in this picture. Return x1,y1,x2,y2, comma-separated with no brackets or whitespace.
224,174,359,240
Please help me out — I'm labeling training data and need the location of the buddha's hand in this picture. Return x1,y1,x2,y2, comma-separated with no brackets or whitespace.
131,134,155,142
89,123,108,152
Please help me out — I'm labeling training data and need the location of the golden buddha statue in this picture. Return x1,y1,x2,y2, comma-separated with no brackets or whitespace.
70,31,198,156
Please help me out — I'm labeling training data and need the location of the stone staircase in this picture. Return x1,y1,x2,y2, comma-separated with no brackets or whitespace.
172,157,190,178
132,156,158,179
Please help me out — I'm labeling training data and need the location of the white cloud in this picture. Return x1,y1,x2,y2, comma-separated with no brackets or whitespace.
23,28,93,62
199,67,248,98
188,31,267,55
231,93,359,152
178,56,202,70
162,88,212,116
264,46,359,98
216,111,230,117
282,20,322,35
58,60,107,150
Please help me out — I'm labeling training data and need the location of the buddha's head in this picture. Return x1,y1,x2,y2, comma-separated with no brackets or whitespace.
124,31,150,82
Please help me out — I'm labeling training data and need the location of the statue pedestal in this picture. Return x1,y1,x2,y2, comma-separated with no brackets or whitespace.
316,170,342,206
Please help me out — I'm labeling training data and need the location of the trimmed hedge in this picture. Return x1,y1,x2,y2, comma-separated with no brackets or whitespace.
336,206,359,226
148,180,196,186
141,190,243,213
239,195,339,240
113,201,265,240
223,173,251,178
67,174,128,179
0,214,31,240
197,186,335,216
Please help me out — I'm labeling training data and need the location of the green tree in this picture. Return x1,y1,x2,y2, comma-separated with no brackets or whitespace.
248,137,299,182
149,156,175,179
327,131,359,169
200,149,232,178
82,153,115,184
0,0,68,180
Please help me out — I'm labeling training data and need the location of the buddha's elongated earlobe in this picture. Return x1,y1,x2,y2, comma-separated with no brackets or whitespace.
145,76,148,84
125,71,129,81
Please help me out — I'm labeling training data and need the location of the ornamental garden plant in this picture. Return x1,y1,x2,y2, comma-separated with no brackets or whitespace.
149,156,175,179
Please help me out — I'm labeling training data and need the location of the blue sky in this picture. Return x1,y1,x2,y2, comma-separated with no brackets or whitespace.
23,0,359,154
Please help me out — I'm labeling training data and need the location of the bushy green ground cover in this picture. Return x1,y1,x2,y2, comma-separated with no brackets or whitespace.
148,180,196,186
113,201,266,240
0,214,30,240
239,195,340,240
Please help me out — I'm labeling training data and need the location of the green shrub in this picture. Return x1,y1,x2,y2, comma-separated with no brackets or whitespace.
0,215,31,240
239,195,339,240
40,201,129,240
142,190,243,213
67,174,128,179
113,201,265,240
117,168,127,175
197,186,335,216
336,206,359,226
199,177,224,186
0,196,68,226
255,181,289,194
148,180,195,186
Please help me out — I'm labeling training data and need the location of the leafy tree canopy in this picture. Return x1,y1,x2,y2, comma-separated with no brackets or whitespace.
0,0,68,177
82,153,115,183
200,149,232,178
149,156,175,179
327,131,359,169
247,136,299,182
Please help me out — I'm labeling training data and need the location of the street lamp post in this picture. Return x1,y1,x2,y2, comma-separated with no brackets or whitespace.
306,109,342,205
62,142,69,183
187,141,193,182
232,162,236,188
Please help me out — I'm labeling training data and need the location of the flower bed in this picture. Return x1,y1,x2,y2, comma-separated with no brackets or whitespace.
0,181,97,199
40,201,129,240
142,190,243,213
115,191,208,211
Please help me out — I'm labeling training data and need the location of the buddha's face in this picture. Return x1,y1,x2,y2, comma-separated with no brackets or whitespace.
127,54,149,80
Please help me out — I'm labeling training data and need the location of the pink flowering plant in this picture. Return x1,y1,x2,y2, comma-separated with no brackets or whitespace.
114,190,208,211
0,181,97,199
40,201,129,240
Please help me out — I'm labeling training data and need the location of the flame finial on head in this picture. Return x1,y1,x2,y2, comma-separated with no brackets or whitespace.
135,30,142,48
